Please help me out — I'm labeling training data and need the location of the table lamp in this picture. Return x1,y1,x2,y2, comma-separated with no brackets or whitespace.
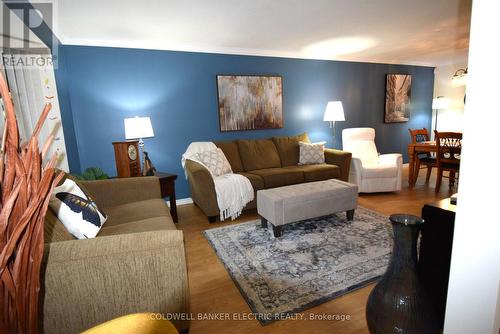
124,116,154,172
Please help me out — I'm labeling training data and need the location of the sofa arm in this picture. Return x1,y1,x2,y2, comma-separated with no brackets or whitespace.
81,177,161,208
379,153,402,166
324,148,352,182
185,160,219,217
379,153,403,191
349,157,364,187
41,230,189,334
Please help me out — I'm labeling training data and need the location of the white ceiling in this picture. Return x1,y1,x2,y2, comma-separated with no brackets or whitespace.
53,0,471,67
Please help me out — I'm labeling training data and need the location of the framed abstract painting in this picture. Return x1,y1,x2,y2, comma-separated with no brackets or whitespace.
384,74,412,123
216,75,283,131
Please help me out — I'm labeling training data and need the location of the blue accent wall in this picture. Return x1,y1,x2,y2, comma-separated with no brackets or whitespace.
55,46,81,172
57,45,434,198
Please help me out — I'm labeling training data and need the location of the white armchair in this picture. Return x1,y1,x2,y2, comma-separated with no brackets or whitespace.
342,128,402,193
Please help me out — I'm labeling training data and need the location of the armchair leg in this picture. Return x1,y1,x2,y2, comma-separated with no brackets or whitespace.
208,215,217,223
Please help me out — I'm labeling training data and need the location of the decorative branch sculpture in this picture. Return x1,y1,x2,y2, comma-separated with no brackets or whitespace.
0,70,63,333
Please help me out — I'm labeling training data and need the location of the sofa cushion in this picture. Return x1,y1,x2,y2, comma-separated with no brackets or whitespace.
249,168,304,188
362,163,399,178
97,216,176,237
272,133,310,166
238,172,265,190
103,199,171,227
299,141,326,165
285,164,340,182
215,140,244,172
237,139,281,171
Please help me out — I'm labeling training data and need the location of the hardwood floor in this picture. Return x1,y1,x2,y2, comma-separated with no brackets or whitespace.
175,165,455,333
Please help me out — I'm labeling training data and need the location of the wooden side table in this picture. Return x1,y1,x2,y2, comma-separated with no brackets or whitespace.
156,172,178,223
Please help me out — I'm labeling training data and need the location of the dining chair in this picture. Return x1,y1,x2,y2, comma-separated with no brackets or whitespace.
434,131,462,193
408,128,436,184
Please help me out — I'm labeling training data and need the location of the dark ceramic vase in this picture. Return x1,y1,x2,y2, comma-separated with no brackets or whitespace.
366,214,439,334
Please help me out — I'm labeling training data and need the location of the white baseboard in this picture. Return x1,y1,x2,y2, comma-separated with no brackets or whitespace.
177,197,193,205
166,197,193,207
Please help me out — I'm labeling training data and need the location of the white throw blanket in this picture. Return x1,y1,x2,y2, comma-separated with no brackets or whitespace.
181,142,217,178
181,142,254,221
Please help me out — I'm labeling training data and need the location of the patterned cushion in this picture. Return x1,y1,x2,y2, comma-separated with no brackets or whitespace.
196,148,233,177
49,175,107,239
298,141,325,165
215,141,244,172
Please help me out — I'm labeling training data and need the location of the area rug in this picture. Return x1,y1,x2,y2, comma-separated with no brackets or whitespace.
204,206,393,325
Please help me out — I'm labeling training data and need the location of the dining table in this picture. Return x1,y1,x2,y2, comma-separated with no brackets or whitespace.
407,140,438,188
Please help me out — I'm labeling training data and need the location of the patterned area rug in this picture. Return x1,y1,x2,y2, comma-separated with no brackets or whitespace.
204,206,393,325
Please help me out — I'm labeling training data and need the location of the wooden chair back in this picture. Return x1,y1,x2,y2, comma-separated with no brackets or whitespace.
434,131,462,166
409,128,433,161
408,128,430,143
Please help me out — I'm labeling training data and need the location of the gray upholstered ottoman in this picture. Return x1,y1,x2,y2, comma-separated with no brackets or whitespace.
257,179,358,237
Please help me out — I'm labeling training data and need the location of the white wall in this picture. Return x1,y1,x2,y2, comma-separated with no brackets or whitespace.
432,61,467,134
443,0,500,333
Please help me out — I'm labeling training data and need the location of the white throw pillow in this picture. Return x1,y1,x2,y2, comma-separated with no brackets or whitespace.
49,177,107,239
298,141,326,165
196,148,233,177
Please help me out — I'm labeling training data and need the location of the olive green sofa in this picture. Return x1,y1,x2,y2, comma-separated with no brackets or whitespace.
41,176,189,334
185,133,352,221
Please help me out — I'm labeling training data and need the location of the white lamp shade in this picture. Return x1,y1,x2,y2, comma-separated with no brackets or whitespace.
323,101,345,122
124,116,154,139
432,97,450,110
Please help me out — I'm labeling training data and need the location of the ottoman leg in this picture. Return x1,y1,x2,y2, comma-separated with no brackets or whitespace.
346,209,355,221
272,225,283,238
261,217,268,228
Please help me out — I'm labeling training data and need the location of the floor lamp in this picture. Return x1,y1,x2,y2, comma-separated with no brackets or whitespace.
431,96,449,139
323,101,345,148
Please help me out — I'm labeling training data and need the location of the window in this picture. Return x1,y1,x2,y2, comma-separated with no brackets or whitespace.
1,50,69,171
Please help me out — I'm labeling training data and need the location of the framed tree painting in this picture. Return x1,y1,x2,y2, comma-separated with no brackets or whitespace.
216,75,283,131
384,74,411,123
